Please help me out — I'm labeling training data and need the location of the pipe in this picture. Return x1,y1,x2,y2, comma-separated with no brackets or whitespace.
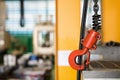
77,0,88,80
20,0,24,27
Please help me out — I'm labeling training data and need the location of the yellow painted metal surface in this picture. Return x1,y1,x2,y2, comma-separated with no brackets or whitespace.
56,0,80,50
102,0,120,42
56,0,80,80
58,66,76,80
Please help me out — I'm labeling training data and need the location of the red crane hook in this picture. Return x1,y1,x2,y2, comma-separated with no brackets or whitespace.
68,30,101,70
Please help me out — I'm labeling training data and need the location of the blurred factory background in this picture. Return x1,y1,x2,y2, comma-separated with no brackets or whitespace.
0,0,55,80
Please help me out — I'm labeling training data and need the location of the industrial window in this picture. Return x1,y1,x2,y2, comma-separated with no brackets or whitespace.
5,0,55,34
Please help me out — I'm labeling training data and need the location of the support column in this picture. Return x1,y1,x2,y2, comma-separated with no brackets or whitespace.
56,0,81,80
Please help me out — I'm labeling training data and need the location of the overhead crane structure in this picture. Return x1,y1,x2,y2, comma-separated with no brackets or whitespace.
56,0,120,80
